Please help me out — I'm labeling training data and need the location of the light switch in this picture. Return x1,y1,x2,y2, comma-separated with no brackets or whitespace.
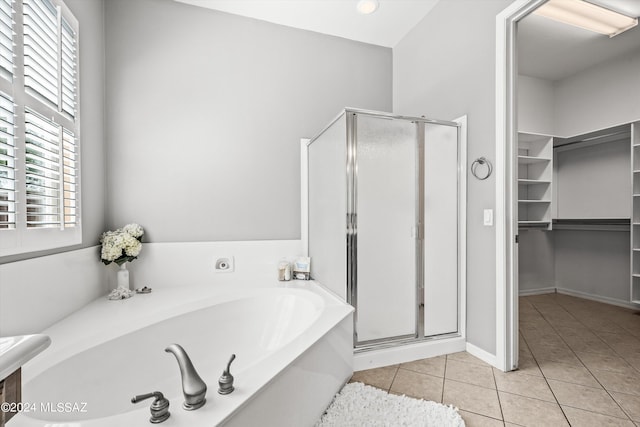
483,209,493,226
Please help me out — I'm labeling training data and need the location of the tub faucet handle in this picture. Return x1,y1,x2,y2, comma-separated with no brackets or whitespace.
218,353,236,395
131,391,170,424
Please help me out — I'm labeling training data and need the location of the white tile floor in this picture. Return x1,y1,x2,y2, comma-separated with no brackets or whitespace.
350,293,640,426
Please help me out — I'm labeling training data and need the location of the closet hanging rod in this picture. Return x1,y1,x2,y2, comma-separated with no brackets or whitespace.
552,218,630,232
554,124,631,149
553,218,630,225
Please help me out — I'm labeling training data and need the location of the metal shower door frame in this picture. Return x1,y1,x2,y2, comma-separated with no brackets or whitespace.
344,108,461,350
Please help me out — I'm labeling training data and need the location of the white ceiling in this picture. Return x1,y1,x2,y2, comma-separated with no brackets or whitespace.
174,0,439,47
175,0,640,80
518,0,640,81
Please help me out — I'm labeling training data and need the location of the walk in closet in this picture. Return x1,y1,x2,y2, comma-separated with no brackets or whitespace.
518,124,637,305
516,4,640,309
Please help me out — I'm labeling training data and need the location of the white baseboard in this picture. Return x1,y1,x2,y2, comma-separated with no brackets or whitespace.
519,287,556,296
465,342,498,368
519,285,639,309
556,287,639,310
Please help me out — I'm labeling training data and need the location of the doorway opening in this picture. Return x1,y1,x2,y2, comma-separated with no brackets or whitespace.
497,0,640,372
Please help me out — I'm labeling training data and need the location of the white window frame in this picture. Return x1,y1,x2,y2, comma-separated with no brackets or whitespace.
0,0,80,257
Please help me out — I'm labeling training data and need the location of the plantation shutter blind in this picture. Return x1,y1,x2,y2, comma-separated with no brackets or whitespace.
60,16,75,117
0,0,12,230
21,0,78,233
62,127,75,226
0,92,15,229
0,0,79,255
23,0,59,108
25,109,60,228
0,0,14,81
24,108,76,228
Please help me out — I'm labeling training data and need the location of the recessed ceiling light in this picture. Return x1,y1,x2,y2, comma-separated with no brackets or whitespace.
533,0,638,38
357,0,379,15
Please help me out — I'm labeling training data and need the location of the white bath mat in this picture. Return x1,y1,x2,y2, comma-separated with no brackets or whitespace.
315,382,465,427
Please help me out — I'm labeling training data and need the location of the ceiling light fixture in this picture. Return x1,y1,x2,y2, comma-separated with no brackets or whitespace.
533,0,638,37
357,0,379,15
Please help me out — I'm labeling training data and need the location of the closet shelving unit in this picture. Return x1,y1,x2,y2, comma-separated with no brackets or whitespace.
518,133,553,230
631,123,640,304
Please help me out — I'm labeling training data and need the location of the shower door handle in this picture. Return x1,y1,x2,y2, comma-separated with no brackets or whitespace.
347,213,357,235
411,225,421,239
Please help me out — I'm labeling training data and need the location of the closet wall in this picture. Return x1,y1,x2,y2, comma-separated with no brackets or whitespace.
555,47,640,137
517,49,640,306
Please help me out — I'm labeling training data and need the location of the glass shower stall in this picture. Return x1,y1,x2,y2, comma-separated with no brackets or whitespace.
307,108,464,350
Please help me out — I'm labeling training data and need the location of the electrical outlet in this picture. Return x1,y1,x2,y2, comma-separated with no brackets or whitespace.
214,256,234,273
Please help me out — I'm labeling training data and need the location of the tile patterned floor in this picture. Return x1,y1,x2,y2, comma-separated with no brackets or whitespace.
350,293,640,426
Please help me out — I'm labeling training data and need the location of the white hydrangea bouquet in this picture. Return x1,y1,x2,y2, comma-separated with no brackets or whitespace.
100,223,144,266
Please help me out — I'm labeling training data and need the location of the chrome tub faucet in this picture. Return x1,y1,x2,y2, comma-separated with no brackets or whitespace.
165,343,207,410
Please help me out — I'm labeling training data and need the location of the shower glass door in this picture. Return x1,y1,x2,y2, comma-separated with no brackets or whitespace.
423,123,459,337
354,113,418,344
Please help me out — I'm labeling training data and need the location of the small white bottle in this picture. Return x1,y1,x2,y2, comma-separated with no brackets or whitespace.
278,259,292,281
284,262,292,281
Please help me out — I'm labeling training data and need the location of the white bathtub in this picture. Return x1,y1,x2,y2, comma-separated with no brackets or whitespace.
11,281,353,426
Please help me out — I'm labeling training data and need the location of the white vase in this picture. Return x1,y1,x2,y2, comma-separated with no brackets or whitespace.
117,262,130,290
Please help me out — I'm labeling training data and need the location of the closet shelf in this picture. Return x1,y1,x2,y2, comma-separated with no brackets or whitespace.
518,133,553,231
633,123,640,305
518,155,551,164
518,221,550,228
553,218,630,231
518,179,551,185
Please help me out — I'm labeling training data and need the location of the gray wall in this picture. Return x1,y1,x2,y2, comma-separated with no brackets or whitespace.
555,48,640,137
518,230,554,293
556,140,631,219
555,230,630,303
393,0,512,356
0,0,106,264
104,0,391,242
518,75,554,136
519,49,640,138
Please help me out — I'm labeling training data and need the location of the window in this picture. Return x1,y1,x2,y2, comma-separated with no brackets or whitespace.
0,0,80,256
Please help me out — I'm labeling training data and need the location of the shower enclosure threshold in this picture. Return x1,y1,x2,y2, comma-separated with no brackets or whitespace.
353,335,465,371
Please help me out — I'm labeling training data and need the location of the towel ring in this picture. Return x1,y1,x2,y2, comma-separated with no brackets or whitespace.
471,157,492,180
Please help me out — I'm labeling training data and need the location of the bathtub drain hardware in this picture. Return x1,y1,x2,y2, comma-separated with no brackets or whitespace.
131,391,170,424
218,353,236,395
214,256,235,273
